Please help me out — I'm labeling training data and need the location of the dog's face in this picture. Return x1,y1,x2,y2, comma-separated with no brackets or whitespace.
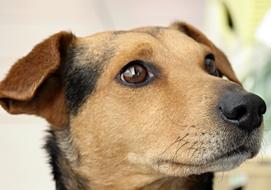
0,22,266,187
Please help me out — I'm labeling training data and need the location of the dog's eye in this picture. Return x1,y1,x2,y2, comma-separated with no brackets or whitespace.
204,54,222,77
118,60,154,87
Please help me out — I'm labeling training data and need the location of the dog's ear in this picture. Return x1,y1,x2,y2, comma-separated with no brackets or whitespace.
170,21,241,84
0,32,75,127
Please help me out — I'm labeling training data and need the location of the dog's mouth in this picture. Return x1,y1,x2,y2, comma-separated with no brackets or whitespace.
153,127,263,176
158,145,251,166
156,143,257,175
214,145,254,161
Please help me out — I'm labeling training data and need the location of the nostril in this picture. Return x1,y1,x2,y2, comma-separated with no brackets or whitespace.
220,104,248,121
232,105,247,120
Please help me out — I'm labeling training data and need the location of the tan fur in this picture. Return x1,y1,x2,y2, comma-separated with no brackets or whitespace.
68,28,245,189
0,22,263,190
170,22,241,84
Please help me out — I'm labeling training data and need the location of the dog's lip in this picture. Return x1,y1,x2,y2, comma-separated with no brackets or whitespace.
157,145,252,167
214,145,250,160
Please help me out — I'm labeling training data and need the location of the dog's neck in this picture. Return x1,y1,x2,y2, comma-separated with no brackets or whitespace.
46,128,213,190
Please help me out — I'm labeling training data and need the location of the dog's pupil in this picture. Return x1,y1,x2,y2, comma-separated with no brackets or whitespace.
123,64,147,83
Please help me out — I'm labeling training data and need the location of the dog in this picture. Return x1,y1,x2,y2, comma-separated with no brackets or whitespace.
0,22,266,190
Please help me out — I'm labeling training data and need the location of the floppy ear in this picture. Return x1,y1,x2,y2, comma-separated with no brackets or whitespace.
0,32,75,127
170,21,241,85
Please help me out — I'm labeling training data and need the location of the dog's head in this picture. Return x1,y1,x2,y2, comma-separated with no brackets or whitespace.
0,22,266,187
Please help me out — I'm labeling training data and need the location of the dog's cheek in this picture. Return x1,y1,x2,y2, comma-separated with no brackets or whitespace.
70,85,167,155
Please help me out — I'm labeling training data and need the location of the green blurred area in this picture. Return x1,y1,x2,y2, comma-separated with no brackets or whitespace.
244,48,271,130
206,0,271,133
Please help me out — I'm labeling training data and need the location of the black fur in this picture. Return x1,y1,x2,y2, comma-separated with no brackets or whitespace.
63,45,114,115
45,130,89,190
194,172,214,190
64,63,100,115
62,47,101,115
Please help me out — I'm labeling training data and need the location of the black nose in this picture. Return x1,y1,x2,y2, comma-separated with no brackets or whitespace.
219,92,266,132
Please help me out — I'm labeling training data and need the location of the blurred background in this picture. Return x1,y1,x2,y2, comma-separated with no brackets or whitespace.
0,0,270,189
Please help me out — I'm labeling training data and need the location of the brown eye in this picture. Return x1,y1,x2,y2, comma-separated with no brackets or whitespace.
204,54,222,77
118,60,155,87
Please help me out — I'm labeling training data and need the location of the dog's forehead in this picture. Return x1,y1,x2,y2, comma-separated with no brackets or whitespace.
75,27,200,49
65,27,205,115
73,26,204,67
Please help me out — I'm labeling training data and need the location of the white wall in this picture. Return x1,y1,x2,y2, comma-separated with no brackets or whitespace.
0,0,205,189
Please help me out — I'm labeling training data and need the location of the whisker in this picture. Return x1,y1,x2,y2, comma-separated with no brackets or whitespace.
159,136,181,157
173,141,189,160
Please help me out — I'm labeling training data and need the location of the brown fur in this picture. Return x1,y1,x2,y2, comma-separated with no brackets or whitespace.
0,32,74,126
0,22,264,190
170,22,240,84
